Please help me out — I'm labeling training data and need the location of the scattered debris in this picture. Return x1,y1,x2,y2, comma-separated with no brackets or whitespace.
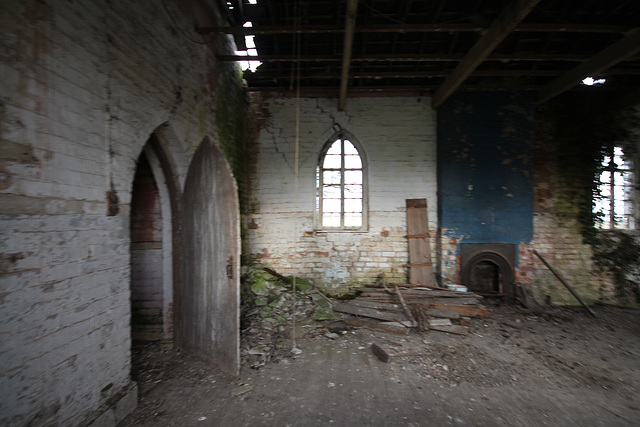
428,324,469,336
240,266,340,368
370,343,429,363
230,384,254,397
514,283,539,310
533,250,597,317
333,283,488,335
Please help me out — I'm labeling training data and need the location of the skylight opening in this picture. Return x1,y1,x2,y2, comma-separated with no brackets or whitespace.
234,21,262,72
582,77,606,86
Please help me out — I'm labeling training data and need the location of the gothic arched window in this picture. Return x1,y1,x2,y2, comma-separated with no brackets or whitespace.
316,133,366,230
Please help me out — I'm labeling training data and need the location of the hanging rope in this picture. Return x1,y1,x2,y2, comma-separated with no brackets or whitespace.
290,0,303,354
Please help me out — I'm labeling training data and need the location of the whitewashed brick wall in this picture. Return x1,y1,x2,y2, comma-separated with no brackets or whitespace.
0,0,231,424
246,96,437,291
529,214,604,304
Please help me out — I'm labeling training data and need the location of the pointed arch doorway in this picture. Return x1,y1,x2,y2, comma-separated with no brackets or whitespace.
180,138,240,375
130,136,176,343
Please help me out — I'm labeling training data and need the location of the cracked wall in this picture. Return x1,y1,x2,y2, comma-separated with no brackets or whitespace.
245,96,436,291
0,0,242,425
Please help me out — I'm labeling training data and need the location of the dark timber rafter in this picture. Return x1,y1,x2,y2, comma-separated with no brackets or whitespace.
212,1,640,94
538,28,640,103
431,0,542,108
217,53,601,62
339,0,359,111
200,23,631,36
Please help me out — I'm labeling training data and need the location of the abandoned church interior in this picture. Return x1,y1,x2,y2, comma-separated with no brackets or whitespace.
2,0,640,425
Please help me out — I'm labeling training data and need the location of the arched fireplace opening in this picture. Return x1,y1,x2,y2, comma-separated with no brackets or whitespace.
460,244,516,300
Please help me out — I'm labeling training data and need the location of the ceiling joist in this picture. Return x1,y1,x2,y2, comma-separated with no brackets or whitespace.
218,53,601,63
200,23,632,36
224,1,640,101
431,0,542,108
339,0,359,111
538,28,640,103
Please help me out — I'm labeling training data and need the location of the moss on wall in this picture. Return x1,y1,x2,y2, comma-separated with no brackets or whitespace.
543,89,638,235
593,231,640,303
213,58,248,211
540,87,640,303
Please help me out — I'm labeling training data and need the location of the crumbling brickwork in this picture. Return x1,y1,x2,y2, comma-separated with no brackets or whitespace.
0,0,240,424
245,96,437,291
438,92,535,288
528,119,609,305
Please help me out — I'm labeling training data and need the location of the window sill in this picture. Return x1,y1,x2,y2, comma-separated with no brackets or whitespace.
597,228,639,234
314,228,369,234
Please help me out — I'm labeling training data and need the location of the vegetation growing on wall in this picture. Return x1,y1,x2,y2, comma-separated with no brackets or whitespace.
592,231,640,302
214,58,249,210
542,87,640,302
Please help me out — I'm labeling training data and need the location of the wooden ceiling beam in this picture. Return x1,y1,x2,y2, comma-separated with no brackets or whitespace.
248,69,567,81
218,53,597,62
338,0,359,111
538,28,640,103
431,0,542,108
246,81,542,94
199,23,630,36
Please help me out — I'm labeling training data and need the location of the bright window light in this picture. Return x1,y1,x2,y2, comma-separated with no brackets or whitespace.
594,146,634,229
582,77,606,86
234,21,262,72
317,135,366,229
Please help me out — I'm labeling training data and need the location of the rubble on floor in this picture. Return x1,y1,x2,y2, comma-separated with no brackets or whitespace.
333,283,489,336
241,266,492,368
240,266,340,369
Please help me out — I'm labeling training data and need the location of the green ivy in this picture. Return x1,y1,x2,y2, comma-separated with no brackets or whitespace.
540,87,640,301
542,89,636,238
592,231,640,302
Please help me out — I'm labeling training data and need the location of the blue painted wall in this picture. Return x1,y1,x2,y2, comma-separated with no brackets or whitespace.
438,91,534,244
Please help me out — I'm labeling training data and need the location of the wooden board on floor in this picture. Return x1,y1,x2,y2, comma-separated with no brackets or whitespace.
358,289,478,298
406,199,436,287
419,303,490,318
429,324,469,335
343,317,411,335
333,302,410,323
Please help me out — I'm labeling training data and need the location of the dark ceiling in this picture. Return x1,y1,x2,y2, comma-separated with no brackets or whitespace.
202,0,640,108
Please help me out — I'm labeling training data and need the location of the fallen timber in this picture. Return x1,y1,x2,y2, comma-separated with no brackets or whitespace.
333,283,489,335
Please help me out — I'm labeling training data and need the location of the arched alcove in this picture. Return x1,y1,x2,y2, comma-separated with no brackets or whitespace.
460,244,516,300
130,134,177,343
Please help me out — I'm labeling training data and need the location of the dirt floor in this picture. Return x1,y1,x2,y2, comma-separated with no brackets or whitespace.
119,304,640,426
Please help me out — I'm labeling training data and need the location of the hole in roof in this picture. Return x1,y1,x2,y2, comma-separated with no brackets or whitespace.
582,77,606,86
235,21,262,72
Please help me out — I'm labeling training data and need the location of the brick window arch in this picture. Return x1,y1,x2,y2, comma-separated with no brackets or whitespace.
316,132,367,230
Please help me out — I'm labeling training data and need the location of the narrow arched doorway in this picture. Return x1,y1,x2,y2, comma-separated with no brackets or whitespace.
130,139,174,344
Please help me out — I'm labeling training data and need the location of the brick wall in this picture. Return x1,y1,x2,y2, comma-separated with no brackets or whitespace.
436,91,616,304
130,153,164,341
438,91,535,286
245,96,437,291
0,0,239,424
527,113,608,305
